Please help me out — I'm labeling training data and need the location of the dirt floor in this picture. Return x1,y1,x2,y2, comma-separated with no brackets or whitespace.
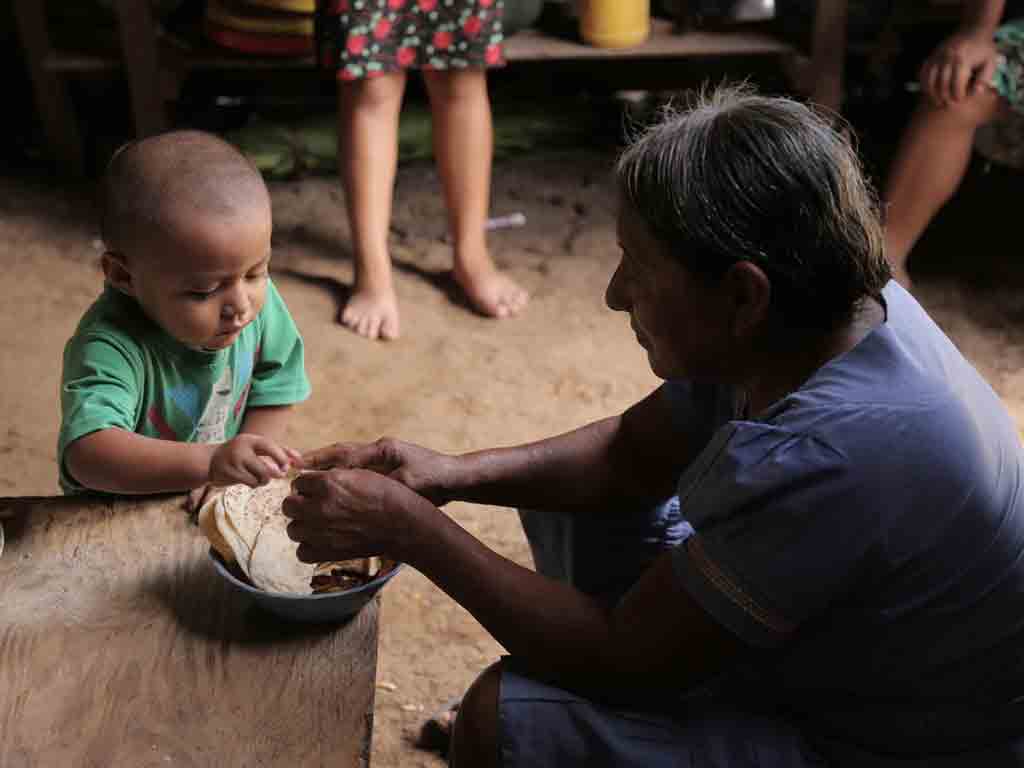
2,136,1023,767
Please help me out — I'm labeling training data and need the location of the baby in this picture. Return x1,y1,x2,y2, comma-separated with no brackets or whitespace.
58,130,310,505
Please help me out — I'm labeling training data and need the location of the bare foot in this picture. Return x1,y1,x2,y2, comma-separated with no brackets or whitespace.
339,285,401,340
453,258,529,319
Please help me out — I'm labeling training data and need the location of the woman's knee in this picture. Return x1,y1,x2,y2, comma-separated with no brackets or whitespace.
451,661,502,768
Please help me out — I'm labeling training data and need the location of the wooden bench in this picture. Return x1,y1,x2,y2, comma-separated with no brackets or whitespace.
0,494,380,766
13,1,797,176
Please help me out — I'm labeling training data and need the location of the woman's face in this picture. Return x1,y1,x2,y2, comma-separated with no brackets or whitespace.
606,204,730,381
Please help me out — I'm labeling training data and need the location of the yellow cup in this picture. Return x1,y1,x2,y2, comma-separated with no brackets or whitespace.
578,0,650,49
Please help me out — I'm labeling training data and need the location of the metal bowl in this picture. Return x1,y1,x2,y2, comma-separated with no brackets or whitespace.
209,549,402,623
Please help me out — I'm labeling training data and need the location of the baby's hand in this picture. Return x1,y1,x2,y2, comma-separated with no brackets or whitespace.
209,434,303,488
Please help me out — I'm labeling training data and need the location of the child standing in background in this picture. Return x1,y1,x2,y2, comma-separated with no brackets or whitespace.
318,0,529,340
58,131,310,508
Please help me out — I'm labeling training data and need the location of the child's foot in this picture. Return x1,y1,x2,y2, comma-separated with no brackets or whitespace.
453,256,529,319
339,285,401,340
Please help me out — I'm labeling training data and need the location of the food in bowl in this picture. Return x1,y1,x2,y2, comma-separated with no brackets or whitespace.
198,477,386,595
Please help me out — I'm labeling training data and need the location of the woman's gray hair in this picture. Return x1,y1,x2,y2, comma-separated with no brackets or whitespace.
616,84,890,331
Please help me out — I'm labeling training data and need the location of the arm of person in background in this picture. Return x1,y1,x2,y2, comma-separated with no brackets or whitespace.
921,0,1005,106
302,386,700,517
66,428,299,497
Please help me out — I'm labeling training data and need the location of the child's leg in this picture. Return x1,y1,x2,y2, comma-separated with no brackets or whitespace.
422,68,528,319
337,71,406,340
883,88,1004,286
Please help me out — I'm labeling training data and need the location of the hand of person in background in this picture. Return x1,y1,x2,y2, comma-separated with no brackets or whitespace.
920,31,999,107
283,467,436,563
301,438,459,507
209,433,302,487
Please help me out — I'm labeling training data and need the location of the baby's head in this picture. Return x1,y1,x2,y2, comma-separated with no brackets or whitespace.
100,130,273,351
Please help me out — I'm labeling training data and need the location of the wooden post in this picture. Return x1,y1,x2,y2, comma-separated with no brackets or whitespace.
112,0,170,138
11,0,86,176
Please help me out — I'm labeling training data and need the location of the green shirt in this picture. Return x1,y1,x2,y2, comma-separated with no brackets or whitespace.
58,279,311,493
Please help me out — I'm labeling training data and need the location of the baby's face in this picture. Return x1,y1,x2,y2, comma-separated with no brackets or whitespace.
129,202,273,351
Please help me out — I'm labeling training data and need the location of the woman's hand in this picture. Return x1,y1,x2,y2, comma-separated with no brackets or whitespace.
302,437,460,506
282,468,434,564
208,434,302,487
920,32,998,106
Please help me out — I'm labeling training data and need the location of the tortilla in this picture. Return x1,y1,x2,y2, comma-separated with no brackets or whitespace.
197,489,233,564
244,480,315,594
201,477,383,596
218,484,264,565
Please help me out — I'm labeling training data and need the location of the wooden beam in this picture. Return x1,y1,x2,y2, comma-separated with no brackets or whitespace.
504,18,792,62
112,0,168,137
11,0,85,175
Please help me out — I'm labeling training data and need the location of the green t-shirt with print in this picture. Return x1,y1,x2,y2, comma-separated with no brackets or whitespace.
58,279,311,493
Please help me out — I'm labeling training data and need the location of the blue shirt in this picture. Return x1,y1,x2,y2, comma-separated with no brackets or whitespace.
669,282,1024,758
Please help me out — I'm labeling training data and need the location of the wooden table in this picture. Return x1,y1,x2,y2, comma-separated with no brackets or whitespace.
0,495,380,767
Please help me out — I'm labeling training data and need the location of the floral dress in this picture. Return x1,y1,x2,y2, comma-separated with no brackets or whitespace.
976,18,1024,168
316,0,506,80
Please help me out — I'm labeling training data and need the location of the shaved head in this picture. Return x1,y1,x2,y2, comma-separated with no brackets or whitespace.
101,130,269,256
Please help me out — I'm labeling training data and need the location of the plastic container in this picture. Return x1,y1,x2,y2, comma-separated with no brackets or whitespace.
578,0,650,49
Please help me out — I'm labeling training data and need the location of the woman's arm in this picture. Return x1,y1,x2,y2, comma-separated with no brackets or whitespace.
305,387,707,515
445,392,685,513
286,470,742,699
407,502,741,698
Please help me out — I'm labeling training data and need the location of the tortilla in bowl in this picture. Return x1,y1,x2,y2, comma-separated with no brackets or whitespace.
199,477,400,622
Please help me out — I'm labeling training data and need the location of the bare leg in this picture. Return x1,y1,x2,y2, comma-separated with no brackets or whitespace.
423,68,528,319
337,72,406,340
449,662,501,768
883,88,1003,286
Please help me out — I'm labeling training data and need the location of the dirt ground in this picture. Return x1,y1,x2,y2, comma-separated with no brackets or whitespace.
2,143,1023,767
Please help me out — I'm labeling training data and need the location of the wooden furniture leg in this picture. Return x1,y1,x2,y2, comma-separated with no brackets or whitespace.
11,0,85,175
112,0,169,138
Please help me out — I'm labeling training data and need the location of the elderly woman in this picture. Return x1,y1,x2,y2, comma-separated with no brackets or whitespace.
284,87,1024,767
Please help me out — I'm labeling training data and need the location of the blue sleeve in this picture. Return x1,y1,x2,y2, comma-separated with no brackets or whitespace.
670,424,877,648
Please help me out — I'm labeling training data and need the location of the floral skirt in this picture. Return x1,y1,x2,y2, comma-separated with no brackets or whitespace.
992,18,1024,112
977,18,1024,168
316,0,506,80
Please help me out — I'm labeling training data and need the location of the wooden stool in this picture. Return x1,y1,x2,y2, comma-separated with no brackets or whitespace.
0,494,379,767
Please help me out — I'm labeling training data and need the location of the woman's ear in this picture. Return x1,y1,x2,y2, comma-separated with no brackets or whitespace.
722,261,771,340
101,251,134,296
